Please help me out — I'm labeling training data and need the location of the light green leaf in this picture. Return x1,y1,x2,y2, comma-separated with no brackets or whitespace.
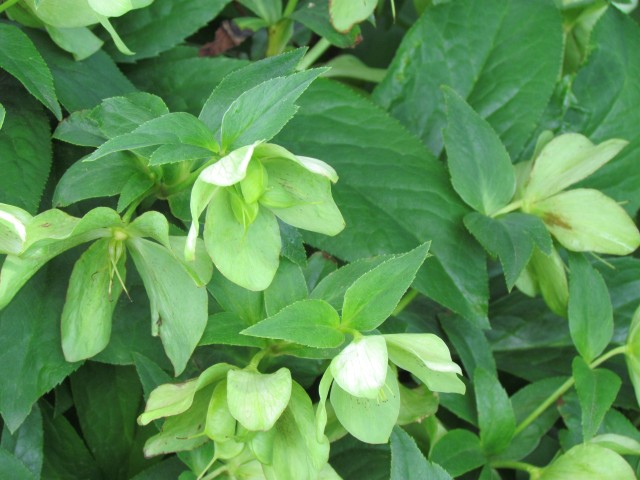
443,87,515,215
127,237,208,375
200,49,305,134
203,189,281,291
198,143,257,186
277,80,488,325
330,366,400,444
138,363,232,425
590,434,640,456
341,243,430,331
0,204,30,256
373,0,562,158
238,0,281,24
464,212,552,290
474,368,516,455
573,358,621,441
539,443,635,480
329,0,376,32
220,69,325,152
626,305,640,407
242,299,344,348
167,236,213,287
291,0,361,48
430,430,485,477
568,253,613,362
44,25,103,61
385,334,465,394
205,381,235,442
0,23,61,119
126,211,170,248
523,134,628,202
531,189,640,255
61,239,125,362
330,335,388,399
88,0,133,17
107,0,232,61
226,368,292,431
84,112,217,163
390,427,452,480
0,103,4,129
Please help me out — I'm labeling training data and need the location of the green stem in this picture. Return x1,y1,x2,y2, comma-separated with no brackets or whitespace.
298,38,331,70
0,0,19,14
283,0,299,17
491,460,542,477
122,188,155,223
490,199,523,218
514,345,628,435
393,288,419,316
196,454,219,480
248,348,270,370
201,465,228,480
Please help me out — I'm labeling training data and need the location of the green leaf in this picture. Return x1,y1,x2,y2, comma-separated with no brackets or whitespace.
374,0,562,158
26,30,136,112
330,335,388,399
200,312,265,348
85,112,217,163
203,189,281,291
226,368,292,431
465,212,552,290
264,259,308,316
443,87,515,215
573,358,621,441
0,255,80,433
0,102,4,129
44,25,103,61
517,245,569,317
200,49,305,135
277,80,488,325
390,427,452,480
0,204,30,256
474,367,516,455
0,23,61,119
568,253,614,362
70,363,144,478
341,243,430,331
1,405,43,478
626,305,640,407
107,0,232,61
330,366,400,444
138,363,232,425
0,448,37,480
292,0,361,48
539,443,635,479
523,133,628,203
207,273,265,324
531,189,640,255
238,0,282,23
220,69,324,152
243,299,344,348
385,334,465,394
329,0,376,32
590,434,640,456
430,430,485,477
0,82,51,214
440,314,497,377
127,238,208,375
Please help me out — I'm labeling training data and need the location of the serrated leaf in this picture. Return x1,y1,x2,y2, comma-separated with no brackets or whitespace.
465,212,552,290
243,299,343,348
568,253,614,362
573,358,621,441
107,0,232,62
277,80,488,325
220,69,324,152
430,430,485,477
390,427,452,480
474,368,516,455
127,238,208,375
341,243,430,331
264,259,308,317
443,87,515,215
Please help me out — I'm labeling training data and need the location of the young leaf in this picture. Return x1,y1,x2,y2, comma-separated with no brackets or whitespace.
330,335,388,399
474,367,516,456
341,243,430,331
0,23,61,119
531,189,640,255
203,188,281,291
568,253,613,362
539,443,635,480
443,87,516,215
429,430,486,477
127,237,208,375
220,69,325,152
242,299,344,348
390,427,452,480
329,0,377,33
464,212,551,290
226,368,292,431
330,366,400,444
573,358,621,441
61,239,125,362
523,134,628,202
385,334,465,394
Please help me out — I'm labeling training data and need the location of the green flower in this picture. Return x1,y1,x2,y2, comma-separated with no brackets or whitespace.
187,142,345,291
